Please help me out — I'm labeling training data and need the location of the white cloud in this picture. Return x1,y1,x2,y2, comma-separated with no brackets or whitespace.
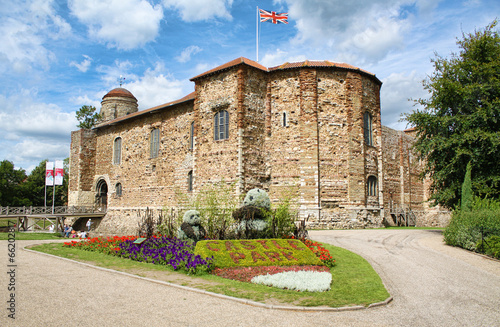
176,45,202,63
380,71,427,129
0,90,77,170
278,0,413,64
124,62,188,109
162,0,233,21
0,0,71,73
70,55,93,72
68,0,164,50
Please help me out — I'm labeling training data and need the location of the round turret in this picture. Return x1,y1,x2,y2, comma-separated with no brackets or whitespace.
100,87,138,123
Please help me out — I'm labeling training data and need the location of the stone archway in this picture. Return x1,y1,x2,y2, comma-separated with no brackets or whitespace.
96,179,108,210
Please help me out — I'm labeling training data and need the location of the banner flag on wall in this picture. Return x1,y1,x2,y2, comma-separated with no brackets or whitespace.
55,160,64,186
45,162,54,186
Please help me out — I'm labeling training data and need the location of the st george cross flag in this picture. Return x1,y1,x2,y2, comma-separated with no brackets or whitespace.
45,162,54,186
54,160,64,186
259,9,288,24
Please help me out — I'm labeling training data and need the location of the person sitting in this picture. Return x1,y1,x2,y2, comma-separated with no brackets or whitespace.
64,225,71,238
80,230,87,238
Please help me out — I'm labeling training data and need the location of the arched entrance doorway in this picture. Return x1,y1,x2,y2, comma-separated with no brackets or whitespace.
96,179,108,210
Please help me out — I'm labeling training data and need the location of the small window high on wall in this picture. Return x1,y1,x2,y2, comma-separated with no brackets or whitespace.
363,112,373,146
187,170,193,192
214,110,229,141
113,137,122,165
189,121,194,150
367,176,378,196
150,128,160,158
115,183,122,197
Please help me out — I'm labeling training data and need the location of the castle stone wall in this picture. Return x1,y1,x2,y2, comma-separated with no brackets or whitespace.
68,59,450,235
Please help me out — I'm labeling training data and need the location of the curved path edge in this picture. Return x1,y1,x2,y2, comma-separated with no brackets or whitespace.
23,243,393,312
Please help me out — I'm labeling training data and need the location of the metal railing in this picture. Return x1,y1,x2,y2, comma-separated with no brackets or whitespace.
0,206,106,216
390,205,417,227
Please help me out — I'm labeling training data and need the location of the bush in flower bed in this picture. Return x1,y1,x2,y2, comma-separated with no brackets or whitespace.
64,235,212,274
251,270,332,292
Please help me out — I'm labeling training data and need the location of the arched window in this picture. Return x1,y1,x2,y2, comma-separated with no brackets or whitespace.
115,183,122,197
214,110,229,141
187,170,193,192
150,128,160,158
363,112,373,146
113,137,122,165
367,176,378,196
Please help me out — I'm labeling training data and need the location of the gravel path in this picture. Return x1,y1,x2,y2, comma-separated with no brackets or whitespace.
1,229,499,327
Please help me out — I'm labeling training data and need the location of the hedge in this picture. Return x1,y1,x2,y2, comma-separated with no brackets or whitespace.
194,239,324,268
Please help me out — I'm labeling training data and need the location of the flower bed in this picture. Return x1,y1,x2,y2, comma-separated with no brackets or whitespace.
64,235,212,274
194,239,323,268
212,265,330,282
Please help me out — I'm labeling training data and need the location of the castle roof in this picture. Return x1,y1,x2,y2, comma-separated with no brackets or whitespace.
190,57,380,84
94,92,195,128
102,87,137,101
190,57,267,81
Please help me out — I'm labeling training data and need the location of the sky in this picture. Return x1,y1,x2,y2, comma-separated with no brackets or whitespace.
0,0,498,173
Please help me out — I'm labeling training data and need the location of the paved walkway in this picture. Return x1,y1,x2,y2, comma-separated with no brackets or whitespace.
1,230,499,326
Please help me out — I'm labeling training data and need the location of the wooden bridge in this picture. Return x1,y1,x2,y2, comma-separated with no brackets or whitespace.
0,206,106,232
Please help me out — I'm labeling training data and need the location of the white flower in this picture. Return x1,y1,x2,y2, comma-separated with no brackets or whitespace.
251,271,332,292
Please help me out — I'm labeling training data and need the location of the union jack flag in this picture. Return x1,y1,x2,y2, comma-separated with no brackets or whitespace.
259,9,288,24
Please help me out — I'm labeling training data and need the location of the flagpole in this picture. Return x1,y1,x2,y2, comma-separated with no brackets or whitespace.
256,6,259,62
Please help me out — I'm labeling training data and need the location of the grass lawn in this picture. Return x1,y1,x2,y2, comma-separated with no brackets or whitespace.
29,240,390,308
0,232,64,240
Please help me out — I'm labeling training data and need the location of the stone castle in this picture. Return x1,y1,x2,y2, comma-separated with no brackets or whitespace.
68,57,449,234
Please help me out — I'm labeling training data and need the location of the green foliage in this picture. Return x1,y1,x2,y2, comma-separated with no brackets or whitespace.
156,208,182,238
76,105,101,129
461,161,473,211
404,21,500,209
265,196,298,238
476,235,500,259
0,160,29,206
195,239,323,268
444,198,500,252
178,181,239,240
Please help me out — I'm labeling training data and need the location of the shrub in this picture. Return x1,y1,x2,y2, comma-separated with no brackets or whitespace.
444,197,500,253
157,208,182,239
476,235,500,259
265,197,297,239
178,181,238,240
251,270,332,292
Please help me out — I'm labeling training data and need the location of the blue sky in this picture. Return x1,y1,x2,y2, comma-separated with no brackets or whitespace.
0,0,498,172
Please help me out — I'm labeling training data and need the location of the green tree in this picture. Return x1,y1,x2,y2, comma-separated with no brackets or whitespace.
76,105,101,129
405,21,500,209
0,160,29,206
461,161,473,211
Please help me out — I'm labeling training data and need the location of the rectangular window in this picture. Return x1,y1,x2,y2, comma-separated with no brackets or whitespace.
189,121,194,150
363,112,373,146
150,128,160,158
113,137,122,165
188,170,193,192
214,110,229,141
